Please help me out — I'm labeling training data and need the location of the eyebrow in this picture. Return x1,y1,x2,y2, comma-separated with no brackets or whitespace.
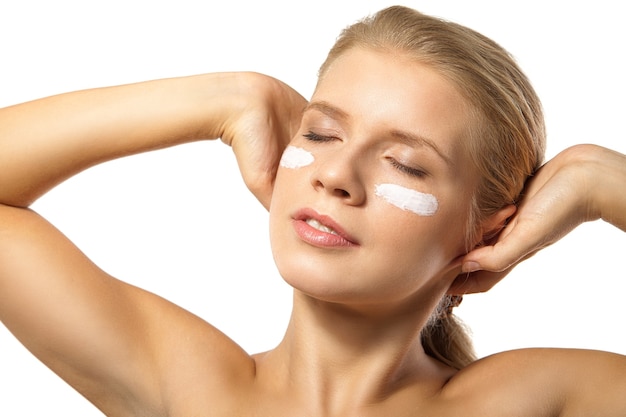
304,100,453,167
303,100,350,121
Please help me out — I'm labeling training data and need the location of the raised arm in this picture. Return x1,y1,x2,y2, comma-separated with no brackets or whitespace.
452,143,626,293
0,72,305,208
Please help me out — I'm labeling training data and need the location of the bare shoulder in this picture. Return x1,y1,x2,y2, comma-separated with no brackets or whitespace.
441,348,626,417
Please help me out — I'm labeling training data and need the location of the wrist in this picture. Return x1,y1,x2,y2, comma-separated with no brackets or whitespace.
187,72,270,143
565,144,625,227
593,146,626,231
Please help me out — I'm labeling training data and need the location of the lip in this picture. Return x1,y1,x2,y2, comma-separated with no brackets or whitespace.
292,208,359,248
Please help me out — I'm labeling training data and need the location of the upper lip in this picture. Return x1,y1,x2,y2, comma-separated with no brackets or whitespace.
292,208,359,245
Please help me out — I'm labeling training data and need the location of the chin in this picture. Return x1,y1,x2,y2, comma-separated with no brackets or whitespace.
276,261,417,308
278,265,353,303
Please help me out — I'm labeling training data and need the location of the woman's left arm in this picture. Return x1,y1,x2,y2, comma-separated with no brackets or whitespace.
453,144,626,293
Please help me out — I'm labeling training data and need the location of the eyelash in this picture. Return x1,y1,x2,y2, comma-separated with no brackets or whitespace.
389,158,427,178
303,131,335,142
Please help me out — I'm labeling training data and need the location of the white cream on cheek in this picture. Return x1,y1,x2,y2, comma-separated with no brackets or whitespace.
375,183,439,216
279,145,314,169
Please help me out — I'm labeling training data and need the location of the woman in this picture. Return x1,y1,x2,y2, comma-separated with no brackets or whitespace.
1,5,625,416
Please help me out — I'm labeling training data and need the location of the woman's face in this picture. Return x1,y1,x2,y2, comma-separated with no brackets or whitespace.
269,48,478,308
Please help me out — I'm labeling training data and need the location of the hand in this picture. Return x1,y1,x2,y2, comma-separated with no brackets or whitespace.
219,72,308,209
450,144,626,294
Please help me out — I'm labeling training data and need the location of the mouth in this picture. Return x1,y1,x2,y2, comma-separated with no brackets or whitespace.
305,218,340,235
292,208,359,247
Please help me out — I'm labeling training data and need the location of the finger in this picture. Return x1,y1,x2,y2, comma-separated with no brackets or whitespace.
462,219,539,273
448,266,514,294
452,248,541,294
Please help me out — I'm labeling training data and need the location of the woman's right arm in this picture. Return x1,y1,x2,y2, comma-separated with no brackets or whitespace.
0,72,306,208
0,72,306,415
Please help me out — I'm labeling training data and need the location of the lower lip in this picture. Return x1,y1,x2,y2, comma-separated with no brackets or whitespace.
292,219,357,248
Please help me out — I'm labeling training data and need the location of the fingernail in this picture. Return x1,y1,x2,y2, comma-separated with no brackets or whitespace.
462,261,481,273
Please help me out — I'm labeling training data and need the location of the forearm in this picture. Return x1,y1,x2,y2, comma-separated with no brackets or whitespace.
0,72,245,207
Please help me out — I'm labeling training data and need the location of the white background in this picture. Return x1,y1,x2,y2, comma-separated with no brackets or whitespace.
1,1,624,415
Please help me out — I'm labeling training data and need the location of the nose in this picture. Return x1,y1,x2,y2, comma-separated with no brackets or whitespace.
310,149,366,206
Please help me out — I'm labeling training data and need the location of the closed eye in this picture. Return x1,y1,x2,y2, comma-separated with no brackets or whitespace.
388,158,427,178
303,131,336,142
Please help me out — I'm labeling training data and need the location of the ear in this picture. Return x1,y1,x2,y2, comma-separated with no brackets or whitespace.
447,204,517,295
478,204,517,246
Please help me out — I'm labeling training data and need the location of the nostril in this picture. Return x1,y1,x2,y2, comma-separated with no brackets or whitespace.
331,188,350,198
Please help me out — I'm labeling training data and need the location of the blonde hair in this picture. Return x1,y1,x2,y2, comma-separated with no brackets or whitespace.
318,6,546,369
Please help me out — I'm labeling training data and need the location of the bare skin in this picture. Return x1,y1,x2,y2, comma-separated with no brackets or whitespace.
1,58,625,417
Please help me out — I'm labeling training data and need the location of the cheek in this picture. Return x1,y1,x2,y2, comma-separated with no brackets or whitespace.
270,145,314,220
374,183,439,216
279,145,314,169
372,187,471,264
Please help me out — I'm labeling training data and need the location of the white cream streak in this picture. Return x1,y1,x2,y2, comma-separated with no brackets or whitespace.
375,183,439,216
279,146,314,169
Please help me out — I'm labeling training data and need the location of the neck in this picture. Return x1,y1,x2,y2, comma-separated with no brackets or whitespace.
256,290,454,415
